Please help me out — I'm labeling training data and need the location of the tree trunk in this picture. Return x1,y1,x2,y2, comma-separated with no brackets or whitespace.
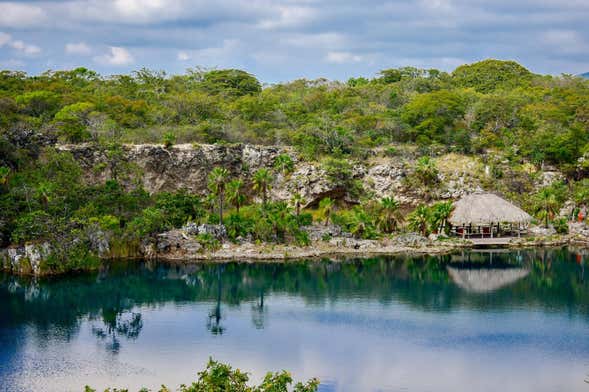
219,191,224,225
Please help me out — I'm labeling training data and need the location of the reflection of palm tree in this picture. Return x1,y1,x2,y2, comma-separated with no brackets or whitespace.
251,289,266,329
207,265,225,335
91,294,143,354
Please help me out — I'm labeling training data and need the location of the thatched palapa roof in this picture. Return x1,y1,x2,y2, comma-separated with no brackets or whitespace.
449,192,531,226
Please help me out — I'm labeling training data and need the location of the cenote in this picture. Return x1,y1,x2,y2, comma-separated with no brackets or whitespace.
1,248,589,391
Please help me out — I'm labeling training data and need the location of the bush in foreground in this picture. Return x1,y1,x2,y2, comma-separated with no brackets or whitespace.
84,358,319,392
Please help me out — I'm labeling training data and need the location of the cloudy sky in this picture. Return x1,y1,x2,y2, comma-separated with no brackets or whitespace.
1,0,588,82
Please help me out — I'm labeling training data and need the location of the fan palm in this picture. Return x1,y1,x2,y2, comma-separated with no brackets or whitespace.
430,201,453,233
408,205,430,236
273,154,294,175
0,166,10,186
319,197,334,226
377,196,403,233
253,168,273,206
208,167,229,225
226,179,246,214
291,193,306,217
535,188,559,228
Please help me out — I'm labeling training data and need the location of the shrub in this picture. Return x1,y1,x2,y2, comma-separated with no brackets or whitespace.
85,358,319,392
162,132,176,148
196,233,221,251
11,210,55,243
553,217,569,234
126,208,168,238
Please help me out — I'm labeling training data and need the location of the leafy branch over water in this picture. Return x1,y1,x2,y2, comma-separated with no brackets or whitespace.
83,358,319,392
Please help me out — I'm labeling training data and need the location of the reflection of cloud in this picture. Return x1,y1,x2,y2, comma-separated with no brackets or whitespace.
8,297,588,392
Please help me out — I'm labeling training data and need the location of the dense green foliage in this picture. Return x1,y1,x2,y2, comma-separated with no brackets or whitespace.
2,60,589,270
1,61,587,162
84,358,318,392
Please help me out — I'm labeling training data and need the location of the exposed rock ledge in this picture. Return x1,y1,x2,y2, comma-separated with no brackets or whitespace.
0,243,51,275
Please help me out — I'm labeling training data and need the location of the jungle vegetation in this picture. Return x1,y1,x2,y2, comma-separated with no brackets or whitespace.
1,59,589,271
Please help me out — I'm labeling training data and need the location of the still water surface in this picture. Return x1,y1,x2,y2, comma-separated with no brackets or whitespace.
1,248,589,391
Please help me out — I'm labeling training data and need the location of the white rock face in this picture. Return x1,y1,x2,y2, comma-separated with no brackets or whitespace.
59,143,565,209
1,242,51,275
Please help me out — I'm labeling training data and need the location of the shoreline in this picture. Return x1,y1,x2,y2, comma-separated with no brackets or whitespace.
2,234,587,277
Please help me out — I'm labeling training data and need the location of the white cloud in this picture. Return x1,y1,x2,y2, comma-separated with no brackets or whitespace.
10,40,41,55
325,51,363,64
0,58,25,68
283,32,346,49
175,40,241,66
177,51,190,61
258,5,316,29
65,42,92,55
0,31,41,55
94,46,134,66
542,29,589,54
0,2,46,28
0,31,10,47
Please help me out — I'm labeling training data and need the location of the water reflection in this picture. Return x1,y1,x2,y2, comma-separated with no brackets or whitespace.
1,247,589,391
207,265,225,335
447,250,530,293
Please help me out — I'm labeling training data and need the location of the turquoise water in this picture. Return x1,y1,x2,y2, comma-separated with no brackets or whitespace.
1,248,589,391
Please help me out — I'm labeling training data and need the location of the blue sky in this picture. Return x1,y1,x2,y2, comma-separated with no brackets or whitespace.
1,0,588,82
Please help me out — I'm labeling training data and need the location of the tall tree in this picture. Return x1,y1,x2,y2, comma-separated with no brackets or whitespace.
226,179,246,214
291,193,306,217
319,197,334,226
377,197,403,233
534,188,560,228
430,201,453,234
253,168,273,206
208,167,229,225
408,205,430,236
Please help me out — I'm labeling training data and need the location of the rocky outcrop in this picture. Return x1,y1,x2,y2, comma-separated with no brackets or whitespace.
59,143,292,194
1,242,52,275
61,143,416,206
59,143,566,209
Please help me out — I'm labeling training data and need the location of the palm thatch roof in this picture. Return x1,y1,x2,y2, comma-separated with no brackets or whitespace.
449,192,531,226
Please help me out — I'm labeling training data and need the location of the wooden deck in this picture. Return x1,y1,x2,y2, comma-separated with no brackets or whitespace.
468,237,516,247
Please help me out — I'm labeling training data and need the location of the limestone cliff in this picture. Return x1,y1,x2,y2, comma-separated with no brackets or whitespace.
58,143,550,208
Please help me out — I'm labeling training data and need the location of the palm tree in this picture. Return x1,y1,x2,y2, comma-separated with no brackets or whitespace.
253,168,273,206
415,156,439,185
291,193,306,217
535,188,559,228
208,167,229,225
274,154,294,175
226,179,246,214
430,201,453,234
0,166,10,187
408,205,430,236
377,196,403,233
319,197,334,226
350,207,373,239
